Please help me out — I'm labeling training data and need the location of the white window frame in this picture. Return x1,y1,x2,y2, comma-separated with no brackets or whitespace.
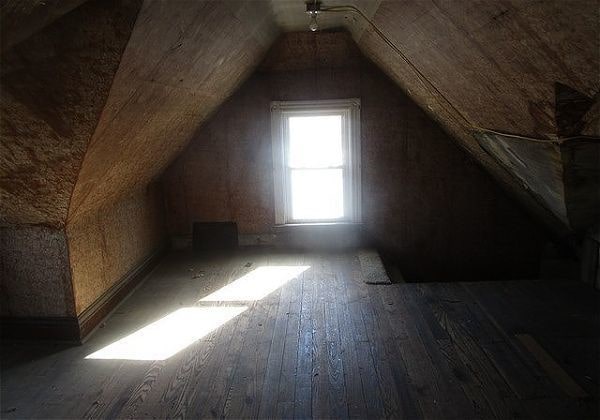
271,98,361,225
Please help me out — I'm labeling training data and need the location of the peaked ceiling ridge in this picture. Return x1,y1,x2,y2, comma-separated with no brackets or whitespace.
2,0,597,235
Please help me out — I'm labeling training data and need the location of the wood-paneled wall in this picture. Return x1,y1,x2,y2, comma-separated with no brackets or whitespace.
162,31,548,281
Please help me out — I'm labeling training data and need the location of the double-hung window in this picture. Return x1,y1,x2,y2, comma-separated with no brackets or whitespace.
271,99,361,225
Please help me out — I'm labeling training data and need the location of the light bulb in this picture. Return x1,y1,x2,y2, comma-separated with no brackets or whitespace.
309,12,318,31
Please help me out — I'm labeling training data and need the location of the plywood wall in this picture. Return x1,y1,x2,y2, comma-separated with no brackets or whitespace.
0,226,75,317
67,184,165,315
162,31,547,281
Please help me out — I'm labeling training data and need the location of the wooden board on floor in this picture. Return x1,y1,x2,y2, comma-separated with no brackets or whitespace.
1,249,598,419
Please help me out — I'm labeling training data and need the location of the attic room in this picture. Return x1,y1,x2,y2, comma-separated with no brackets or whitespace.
0,0,598,418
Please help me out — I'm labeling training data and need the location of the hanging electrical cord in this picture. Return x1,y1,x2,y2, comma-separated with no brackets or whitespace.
313,4,594,145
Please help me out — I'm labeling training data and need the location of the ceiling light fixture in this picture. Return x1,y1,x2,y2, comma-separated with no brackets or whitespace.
306,1,321,32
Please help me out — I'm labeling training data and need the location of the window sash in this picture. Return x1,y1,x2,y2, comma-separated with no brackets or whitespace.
283,111,349,223
271,99,361,225
288,168,345,221
286,112,345,169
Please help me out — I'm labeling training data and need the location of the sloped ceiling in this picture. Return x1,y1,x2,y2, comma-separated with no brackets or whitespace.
0,0,142,226
0,0,88,53
67,0,278,223
356,0,599,231
1,0,278,227
271,0,599,232
358,0,598,137
1,0,597,233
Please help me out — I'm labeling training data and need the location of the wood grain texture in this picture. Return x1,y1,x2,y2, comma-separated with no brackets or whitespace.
67,0,278,224
352,0,600,233
1,250,598,419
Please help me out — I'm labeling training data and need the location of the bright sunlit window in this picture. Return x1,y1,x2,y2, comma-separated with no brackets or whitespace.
272,99,361,224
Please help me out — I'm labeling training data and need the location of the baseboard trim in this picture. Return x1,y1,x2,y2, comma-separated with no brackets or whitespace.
78,245,167,340
1,245,167,343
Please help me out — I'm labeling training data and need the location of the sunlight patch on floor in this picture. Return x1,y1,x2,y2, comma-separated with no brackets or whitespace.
85,306,247,360
199,265,310,302
85,264,310,361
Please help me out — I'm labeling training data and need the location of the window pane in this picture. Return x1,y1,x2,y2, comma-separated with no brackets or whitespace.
288,115,342,168
291,169,344,220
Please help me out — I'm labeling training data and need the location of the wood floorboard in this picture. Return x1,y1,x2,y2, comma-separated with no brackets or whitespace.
364,284,423,420
332,255,367,419
425,286,528,419
378,285,475,420
310,255,332,419
344,258,386,419
356,273,410,418
322,256,348,419
294,254,314,419
1,249,598,419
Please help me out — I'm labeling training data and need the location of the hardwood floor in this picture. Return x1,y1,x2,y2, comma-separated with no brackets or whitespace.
1,249,598,419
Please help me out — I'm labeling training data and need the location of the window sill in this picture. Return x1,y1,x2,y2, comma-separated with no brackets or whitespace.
271,222,364,249
273,222,363,229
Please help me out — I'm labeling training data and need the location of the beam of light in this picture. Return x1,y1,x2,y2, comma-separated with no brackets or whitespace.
85,306,247,361
200,266,310,302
